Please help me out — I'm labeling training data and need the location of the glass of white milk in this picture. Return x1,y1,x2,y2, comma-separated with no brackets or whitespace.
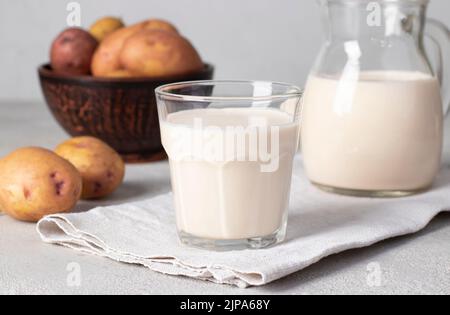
155,81,302,250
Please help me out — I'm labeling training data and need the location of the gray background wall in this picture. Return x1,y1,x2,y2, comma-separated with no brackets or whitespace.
0,0,449,102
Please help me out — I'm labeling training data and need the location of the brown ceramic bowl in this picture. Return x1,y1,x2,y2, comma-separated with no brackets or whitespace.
38,63,214,163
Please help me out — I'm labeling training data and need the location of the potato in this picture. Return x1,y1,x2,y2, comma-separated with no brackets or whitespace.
91,23,144,76
91,19,179,77
90,16,125,42
51,28,98,75
104,69,136,78
142,19,178,34
0,147,82,222
119,29,203,77
55,137,125,199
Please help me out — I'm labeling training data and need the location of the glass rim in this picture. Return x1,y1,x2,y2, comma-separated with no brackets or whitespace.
319,0,429,5
155,80,303,103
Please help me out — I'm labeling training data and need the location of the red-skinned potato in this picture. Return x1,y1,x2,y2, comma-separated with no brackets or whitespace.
51,28,98,75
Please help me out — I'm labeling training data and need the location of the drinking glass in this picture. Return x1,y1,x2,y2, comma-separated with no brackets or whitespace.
155,81,302,250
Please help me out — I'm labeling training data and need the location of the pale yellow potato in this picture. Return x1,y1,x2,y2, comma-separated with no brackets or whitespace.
0,147,82,222
91,19,179,77
119,29,203,77
142,19,178,34
91,22,145,76
55,137,125,199
104,69,137,78
89,16,125,42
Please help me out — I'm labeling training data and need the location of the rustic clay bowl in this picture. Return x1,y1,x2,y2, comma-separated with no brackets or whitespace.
38,63,214,163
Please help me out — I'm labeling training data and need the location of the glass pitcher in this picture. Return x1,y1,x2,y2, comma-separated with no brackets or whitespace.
301,0,450,197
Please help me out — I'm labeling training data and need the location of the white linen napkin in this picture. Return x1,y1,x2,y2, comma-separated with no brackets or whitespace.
37,156,450,288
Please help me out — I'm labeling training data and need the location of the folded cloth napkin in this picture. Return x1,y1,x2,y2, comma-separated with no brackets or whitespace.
37,156,450,288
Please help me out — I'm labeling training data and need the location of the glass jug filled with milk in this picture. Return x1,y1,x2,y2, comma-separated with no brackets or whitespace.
301,0,450,197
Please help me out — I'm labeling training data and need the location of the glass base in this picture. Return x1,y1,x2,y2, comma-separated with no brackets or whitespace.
178,229,285,251
312,182,430,198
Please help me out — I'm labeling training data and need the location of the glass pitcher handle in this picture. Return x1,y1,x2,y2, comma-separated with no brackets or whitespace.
425,19,450,115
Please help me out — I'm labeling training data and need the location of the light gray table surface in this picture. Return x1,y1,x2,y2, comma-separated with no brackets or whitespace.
1,101,450,295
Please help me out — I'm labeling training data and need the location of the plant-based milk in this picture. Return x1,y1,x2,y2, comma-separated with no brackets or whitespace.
301,71,443,191
161,108,299,239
